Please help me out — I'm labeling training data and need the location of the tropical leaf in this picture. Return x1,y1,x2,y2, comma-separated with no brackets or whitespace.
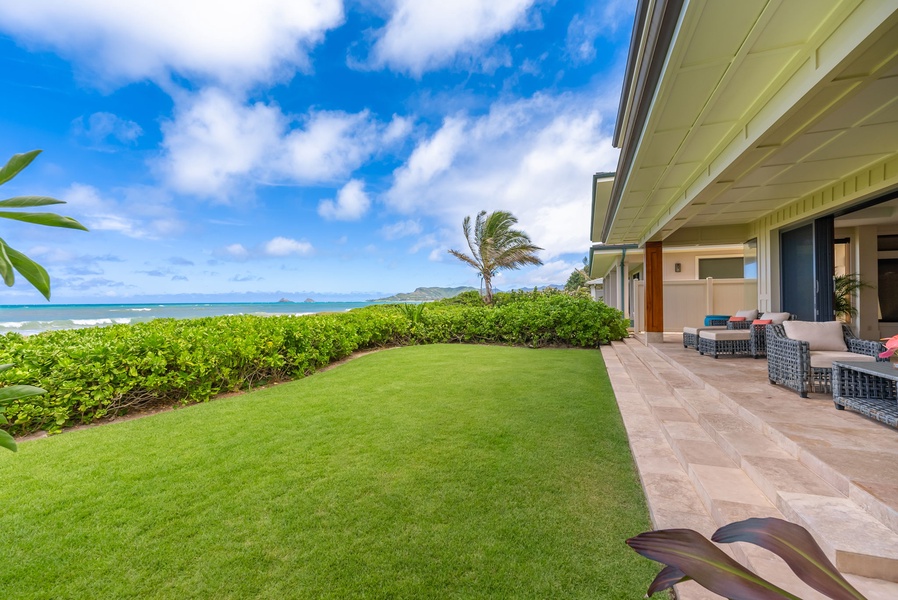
0,211,88,231
0,239,16,287
0,429,16,452
647,565,690,596
626,528,801,599
712,517,867,600
0,364,13,373
0,150,41,186
6,245,52,300
0,196,65,207
0,384,47,404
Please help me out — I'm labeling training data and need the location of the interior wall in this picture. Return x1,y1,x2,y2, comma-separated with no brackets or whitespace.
751,220,777,312
855,225,880,339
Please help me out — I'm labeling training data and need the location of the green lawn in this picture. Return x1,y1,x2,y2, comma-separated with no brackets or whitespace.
0,344,655,598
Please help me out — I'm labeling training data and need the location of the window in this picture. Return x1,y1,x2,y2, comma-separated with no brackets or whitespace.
698,257,743,279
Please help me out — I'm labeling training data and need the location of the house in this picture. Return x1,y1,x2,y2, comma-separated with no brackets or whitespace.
589,0,898,341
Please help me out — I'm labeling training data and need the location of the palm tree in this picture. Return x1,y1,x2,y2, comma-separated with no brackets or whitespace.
448,210,543,304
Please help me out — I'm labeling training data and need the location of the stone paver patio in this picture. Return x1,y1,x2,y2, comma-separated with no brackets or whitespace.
605,333,898,600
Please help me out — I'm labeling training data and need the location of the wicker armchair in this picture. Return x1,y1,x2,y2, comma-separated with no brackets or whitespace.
766,323,886,397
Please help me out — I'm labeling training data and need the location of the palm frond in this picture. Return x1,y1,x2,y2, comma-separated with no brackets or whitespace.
447,249,481,270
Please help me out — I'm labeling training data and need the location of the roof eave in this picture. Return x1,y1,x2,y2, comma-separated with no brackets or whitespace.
604,0,684,243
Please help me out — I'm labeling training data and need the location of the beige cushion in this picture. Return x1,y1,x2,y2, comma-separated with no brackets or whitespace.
734,309,759,321
783,320,847,351
809,351,876,369
699,329,750,341
684,325,725,335
759,312,791,325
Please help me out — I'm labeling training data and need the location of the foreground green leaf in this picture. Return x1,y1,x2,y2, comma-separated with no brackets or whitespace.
6,246,51,300
0,429,16,452
0,196,65,208
0,240,15,287
0,211,88,231
0,385,47,404
713,517,867,600
626,528,800,599
0,150,40,186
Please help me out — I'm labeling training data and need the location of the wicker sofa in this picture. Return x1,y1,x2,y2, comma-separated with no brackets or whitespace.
766,321,886,397
747,311,791,358
683,310,758,350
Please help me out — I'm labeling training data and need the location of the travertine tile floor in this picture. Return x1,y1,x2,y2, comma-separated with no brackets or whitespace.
604,334,898,600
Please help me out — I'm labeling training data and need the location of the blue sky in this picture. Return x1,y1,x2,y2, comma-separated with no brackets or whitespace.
0,0,631,303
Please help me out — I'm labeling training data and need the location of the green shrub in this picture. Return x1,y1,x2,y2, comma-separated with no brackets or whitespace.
436,290,484,306
0,293,628,435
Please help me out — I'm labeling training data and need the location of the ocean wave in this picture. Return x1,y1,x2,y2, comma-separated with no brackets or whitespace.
129,308,152,312
0,321,26,328
71,318,132,326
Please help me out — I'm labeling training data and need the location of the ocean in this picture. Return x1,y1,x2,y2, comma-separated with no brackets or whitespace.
0,302,376,336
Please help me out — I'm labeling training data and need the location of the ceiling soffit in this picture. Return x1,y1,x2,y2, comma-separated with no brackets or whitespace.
605,0,898,244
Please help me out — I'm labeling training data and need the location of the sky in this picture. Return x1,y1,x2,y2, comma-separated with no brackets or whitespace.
0,0,632,303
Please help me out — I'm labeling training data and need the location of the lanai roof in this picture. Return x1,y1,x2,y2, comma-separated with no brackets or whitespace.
595,0,898,247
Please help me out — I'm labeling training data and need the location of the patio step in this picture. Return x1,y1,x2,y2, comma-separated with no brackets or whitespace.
645,340,898,540
607,342,834,599
608,338,898,597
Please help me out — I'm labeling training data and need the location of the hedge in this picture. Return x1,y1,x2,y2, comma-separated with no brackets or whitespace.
0,291,628,435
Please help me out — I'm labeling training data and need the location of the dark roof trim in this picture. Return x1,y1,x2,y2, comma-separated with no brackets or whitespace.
603,0,684,243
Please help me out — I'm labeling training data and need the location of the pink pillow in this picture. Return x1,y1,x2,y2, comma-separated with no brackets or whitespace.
728,316,746,322
752,319,772,325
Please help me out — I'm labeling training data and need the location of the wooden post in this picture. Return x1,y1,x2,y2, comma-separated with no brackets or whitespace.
645,241,664,343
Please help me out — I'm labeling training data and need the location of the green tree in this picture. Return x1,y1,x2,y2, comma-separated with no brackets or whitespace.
0,149,87,451
564,256,589,292
564,269,587,291
448,210,543,304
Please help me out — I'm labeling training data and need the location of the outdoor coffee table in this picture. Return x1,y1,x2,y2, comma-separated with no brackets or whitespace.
831,361,898,428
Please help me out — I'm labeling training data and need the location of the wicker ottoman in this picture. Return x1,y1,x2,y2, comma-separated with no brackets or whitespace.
699,329,752,358
683,325,725,349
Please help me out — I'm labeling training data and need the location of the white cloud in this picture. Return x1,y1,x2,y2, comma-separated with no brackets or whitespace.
507,259,582,286
380,219,422,240
0,0,344,88
317,179,370,221
217,237,315,260
566,0,636,63
159,90,408,200
264,237,314,256
279,111,382,183
370,0,538,75
387,118,466,211
224,243,250,259
384,90,620,258
72,112,142,149
159,88,285,198
410,234,438,254
383,115,415,144
62,183,184,239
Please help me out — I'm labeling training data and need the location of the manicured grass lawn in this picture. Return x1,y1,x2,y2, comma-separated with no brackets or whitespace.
0,344,656,598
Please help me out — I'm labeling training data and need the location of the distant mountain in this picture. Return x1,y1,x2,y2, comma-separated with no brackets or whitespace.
369,286,478,302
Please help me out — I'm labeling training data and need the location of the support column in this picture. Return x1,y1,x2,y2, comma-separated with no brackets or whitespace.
645,241,664,343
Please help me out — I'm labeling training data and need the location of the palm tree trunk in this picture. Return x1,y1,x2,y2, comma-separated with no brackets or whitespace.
483,273,493,304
